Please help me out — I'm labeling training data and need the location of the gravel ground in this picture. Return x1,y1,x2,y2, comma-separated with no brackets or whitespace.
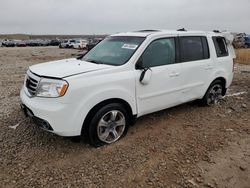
0,47,250,188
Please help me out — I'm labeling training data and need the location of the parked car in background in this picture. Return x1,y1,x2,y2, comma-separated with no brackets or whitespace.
20,30,235,146
59,39,88,49
86,38,103,51
26,40,40,47
59,40,70,48
3,40,15,47
244,36,250,48
49,39,61,46
39,39,50,46
233,35,246,48
72,39,88,49
15,40,27,47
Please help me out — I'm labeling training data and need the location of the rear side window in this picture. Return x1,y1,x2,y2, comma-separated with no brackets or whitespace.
212,37,228,57
180,36,210,62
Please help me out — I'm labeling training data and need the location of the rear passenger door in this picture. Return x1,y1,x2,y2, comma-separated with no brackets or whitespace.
178,36,212,102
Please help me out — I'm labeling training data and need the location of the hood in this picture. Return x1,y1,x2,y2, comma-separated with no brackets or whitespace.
29,58,113,78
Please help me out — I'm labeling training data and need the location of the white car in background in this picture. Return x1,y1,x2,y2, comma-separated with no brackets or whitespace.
59,39,72,48
72,40,88,49
20,30,235,147
59,39,88,49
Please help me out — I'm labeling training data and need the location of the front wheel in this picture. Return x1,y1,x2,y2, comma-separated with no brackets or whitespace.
200,80,224,106
88,103,129,147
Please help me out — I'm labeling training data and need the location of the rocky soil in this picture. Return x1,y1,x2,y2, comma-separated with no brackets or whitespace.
0,47,250,188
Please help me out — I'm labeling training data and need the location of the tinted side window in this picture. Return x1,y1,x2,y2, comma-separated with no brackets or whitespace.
180,36,209,62
212,37,228,57
141,38,175,67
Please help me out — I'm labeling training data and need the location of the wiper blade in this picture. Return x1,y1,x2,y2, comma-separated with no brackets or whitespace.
85,59,103,64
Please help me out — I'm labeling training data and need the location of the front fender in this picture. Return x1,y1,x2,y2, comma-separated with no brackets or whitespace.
70,87,136,135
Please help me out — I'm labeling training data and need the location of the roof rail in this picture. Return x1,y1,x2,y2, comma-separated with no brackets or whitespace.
177,28,187,31
135,30,160,33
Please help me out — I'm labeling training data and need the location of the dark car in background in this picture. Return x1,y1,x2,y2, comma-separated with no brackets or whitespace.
25,39,49,47
2,40,15,47
15,40,27,47
86,38,103,51
233,36,245,48
244,36,250,48
49,39,61,46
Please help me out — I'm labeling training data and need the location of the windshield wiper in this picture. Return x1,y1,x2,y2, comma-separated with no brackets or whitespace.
85,59,104,64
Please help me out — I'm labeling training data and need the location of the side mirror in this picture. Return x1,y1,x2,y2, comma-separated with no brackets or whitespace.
140,68,152,85
135,59,144,70
136,59,152,85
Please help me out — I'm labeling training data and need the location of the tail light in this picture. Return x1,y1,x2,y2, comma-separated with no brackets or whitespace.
233,58,236,72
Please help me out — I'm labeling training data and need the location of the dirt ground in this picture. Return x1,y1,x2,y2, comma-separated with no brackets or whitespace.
0,47,250,188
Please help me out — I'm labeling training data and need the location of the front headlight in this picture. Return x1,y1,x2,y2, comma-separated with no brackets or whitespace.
36,78,69,98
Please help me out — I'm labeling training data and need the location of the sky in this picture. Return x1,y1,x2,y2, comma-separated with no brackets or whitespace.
0,0,249,35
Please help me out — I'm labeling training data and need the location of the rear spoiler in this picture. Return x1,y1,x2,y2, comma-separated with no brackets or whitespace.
221,32,236,58
221,32,234,45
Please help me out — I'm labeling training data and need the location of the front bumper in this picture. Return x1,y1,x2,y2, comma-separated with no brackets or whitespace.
20,104,53,131
20,87,82,136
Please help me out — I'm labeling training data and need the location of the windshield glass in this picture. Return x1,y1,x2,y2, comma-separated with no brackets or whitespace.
82,36,145,66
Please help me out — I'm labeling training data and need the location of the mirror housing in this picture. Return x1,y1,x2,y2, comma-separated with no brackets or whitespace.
136,58,152,85
140,68,152,85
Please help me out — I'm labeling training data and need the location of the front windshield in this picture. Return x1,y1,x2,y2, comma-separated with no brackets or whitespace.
82,36,145,66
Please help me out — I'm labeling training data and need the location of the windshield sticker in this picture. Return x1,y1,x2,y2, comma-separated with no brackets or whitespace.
122,44,138,50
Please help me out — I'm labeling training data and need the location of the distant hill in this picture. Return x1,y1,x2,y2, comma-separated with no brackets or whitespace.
0,34,108,40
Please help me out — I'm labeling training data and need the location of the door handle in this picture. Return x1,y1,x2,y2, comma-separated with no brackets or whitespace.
169,72,180,77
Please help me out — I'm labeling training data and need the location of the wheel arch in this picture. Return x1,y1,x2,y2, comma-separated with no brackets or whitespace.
81,98,136,136
209,77,227,95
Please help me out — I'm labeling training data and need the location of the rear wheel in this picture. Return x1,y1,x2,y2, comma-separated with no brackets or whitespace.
200,80,224,106
88,103,129,147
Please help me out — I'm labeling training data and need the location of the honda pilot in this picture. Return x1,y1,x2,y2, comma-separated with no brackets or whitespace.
20,30,236,146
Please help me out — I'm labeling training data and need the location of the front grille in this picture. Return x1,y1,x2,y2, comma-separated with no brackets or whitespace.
25,70,40,96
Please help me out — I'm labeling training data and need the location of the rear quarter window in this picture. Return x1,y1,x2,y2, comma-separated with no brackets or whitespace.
212,37,229,57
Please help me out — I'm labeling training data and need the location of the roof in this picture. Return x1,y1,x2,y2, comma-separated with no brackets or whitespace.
111,29,220,38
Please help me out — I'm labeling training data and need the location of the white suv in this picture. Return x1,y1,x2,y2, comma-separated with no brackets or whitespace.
72,40,88,49
20,30,235,146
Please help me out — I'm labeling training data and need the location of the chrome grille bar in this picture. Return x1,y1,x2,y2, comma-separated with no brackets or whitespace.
25,70,40,97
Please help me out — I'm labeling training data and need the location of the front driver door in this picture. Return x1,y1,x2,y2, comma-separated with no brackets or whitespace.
135,37,182,116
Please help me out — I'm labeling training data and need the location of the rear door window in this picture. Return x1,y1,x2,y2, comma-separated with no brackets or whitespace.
179,36,209,62
212,37,229,57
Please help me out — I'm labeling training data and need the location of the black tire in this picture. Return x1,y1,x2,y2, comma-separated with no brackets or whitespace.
88,103,129,147
199,80,224,106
